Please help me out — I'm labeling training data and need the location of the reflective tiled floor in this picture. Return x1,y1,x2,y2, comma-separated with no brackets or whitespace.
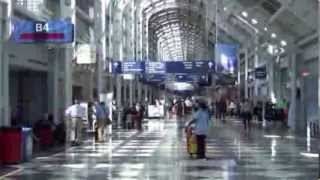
2,117,319,180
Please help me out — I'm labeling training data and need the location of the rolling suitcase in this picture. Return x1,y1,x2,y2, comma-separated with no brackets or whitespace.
186,127,197,157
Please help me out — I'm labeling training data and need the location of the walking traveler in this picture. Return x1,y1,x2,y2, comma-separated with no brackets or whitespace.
187,101,210,159
65,100,86,146
94,101,107,142
241,99,253,130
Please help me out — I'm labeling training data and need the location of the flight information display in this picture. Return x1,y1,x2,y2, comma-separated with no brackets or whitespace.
122,61,145,74
166,60,215,74
146,62,166,74
108,60,215,74
12,20,74,43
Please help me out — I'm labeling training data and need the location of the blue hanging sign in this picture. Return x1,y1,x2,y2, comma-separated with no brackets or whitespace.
146,62,166,74
166,60,215,74
122,61,145,74
12,20,74,43
110,61,122,74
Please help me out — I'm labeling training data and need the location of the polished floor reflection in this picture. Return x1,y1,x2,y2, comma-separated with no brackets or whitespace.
2,118,319,180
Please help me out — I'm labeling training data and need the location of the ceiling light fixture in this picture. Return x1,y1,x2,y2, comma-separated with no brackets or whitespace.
271,33,277,38
280,40,287,46
241,11,248,18
251,18,258,24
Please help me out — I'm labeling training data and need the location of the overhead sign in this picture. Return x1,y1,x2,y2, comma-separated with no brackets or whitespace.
110,61,122,74
122,61,145,74
12,20,74,43
255,66,267,79
166,60,215,74
146,62,166,74
216,44,238,74
109,60,215,74
76,44,96,64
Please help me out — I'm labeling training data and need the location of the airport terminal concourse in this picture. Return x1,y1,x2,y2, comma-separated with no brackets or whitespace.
0,0,319,179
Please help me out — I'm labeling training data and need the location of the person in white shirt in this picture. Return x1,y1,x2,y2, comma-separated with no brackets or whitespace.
65,100,86,146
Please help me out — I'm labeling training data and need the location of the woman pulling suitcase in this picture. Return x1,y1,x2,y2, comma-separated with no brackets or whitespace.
187,101,210,159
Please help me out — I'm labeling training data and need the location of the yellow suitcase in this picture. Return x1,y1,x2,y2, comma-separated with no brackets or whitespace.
186,127,197,156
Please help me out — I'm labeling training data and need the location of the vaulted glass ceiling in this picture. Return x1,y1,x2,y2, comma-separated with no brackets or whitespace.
133,0,317,61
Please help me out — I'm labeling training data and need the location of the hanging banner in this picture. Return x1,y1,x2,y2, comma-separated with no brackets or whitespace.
12,20,74,43
216,44,238,74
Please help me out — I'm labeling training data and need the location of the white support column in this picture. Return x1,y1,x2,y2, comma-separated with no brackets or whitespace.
2,48,9,126
254,36,259,98
318,0,320,165
116,76,122,128
269,48,275,103
137,82,142,103
237,52,241,101
129,80,133,106
60,0,76,108
148,86,153,103
48,49,60,124
95,0,107,101
288,52,297,130
244,48,249,99
144,84,148,103
0,3,5,126
0,0,12,126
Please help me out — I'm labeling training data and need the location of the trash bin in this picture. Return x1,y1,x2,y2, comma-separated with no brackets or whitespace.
21,127,33,162
0,127,22,164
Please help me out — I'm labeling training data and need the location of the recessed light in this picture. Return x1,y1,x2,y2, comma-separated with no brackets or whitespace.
241,11,248,18
280,40,287,46
251,18,258,24
271,33,277,38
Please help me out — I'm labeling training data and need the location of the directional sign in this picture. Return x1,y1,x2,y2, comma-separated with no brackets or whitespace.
166,60,215,74
109,60,215,74
146,62,166,74
122,61,145,74
12,20,74,43
255,66,267,79
110,61,122,74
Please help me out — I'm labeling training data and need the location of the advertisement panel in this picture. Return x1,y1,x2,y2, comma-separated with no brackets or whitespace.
216,44,238,74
